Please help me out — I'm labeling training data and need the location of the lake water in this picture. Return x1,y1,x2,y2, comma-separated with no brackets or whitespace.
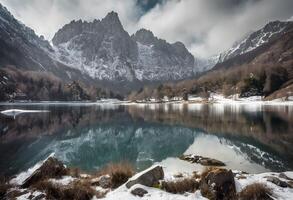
0,103,293,177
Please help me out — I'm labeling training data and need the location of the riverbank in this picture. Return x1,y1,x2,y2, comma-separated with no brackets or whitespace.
2,154,293,200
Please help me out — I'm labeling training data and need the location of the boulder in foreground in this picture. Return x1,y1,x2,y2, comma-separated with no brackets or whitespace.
21,157,67,188
126,166,164,189
200,168,236,200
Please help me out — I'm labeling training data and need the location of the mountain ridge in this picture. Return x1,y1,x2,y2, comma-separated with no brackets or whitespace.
52,11,198,83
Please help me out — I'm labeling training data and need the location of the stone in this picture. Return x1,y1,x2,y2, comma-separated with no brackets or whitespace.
31,193,46,200
21,157,67,188
266,176,291,188
97,175,111,188
279,173,293,181
199,158,226,166
200,168,236,200
288,181,293,188
126,166,164,189
131,188,148,197
180,155,225,167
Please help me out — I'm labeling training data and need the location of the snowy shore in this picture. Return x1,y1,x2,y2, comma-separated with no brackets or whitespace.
4,154,293,200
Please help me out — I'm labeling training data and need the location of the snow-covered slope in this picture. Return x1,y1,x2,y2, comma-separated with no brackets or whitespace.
52,13,198,82
219,21,293,63
0,3,97,84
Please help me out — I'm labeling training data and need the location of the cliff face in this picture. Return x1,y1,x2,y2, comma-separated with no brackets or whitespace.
52,13,197,83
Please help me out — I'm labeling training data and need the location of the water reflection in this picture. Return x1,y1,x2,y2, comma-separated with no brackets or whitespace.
0,103,292,177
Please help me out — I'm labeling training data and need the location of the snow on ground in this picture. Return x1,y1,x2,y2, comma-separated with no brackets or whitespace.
49,176,76,186
208,93,293,105
104,184,207,200
284,172,293,180
235,172,293,200
16,191,45,200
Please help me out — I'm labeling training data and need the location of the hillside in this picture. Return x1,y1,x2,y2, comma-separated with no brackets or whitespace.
130,21,293,100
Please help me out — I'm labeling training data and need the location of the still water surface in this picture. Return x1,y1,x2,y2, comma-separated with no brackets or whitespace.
0,103,292,177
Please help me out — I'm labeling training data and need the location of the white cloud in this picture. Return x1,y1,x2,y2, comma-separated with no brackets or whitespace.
137,0,293,57
0,0,141,39
0,0,292,58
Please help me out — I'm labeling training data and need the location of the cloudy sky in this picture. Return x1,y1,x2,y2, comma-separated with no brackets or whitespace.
1,0,293,58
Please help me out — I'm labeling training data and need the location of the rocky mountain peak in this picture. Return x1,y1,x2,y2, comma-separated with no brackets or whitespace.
101,11,124,32
0,3,13,21
132,28,156,45
103,11,120,23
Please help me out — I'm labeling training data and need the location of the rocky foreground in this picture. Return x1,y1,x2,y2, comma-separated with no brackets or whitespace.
1,154,293,200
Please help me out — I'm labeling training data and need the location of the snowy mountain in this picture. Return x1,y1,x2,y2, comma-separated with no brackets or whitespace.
219,21,293,63
52,12,198,82
0,3,53,70
0,3,96,84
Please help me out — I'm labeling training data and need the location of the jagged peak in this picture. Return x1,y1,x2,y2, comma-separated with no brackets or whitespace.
172,41,186,49
101,11,122,27
132,28,157,45
135,28,154,37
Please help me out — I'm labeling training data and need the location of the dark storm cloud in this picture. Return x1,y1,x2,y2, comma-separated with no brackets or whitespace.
0,0,292,57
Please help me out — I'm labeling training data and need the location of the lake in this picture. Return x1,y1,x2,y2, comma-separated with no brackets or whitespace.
0,102,293,177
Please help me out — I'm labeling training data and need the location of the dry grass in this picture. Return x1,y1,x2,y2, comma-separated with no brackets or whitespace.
34,179,100,200
67,167,81,178
96,161,135,188
238,183,273,200
161,178,199,194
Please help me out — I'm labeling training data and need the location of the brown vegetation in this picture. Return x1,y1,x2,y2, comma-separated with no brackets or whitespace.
0,66,123,101
161,178,199,194
238,183,273,200
34,180,99,200
96,161,135,188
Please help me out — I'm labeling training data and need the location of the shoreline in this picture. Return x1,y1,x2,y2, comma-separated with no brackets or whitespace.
0,98,293,106
3,154,293,200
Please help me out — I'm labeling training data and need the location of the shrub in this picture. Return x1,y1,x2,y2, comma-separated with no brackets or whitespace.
240,73,265,97
96,161,135,188
34,180,98,200
161,178,199,194
238,183,273,200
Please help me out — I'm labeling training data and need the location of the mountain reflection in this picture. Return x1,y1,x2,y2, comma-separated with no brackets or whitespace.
0,103,292,176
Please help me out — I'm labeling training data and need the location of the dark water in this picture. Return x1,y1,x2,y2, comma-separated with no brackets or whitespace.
0,103,293,177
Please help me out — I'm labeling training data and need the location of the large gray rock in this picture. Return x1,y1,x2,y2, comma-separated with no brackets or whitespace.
126,166,164,189
21,157,67,188
200,168,236,200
